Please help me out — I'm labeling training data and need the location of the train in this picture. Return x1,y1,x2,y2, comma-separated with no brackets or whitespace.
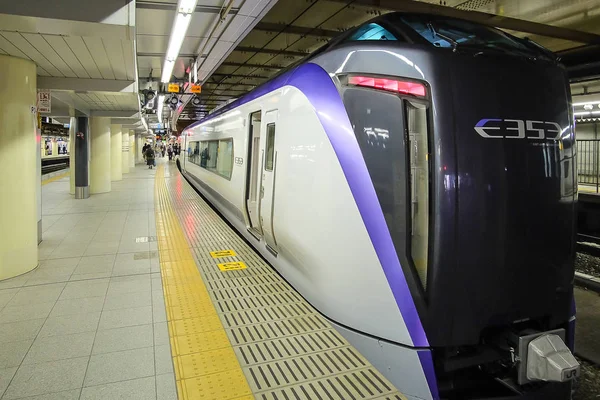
180,12,579,400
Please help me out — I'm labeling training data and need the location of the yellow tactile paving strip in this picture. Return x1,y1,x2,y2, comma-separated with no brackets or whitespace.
154,164,253,400
155,162,406,400
41,170,70,186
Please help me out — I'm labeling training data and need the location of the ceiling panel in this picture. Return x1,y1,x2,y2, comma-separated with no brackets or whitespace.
123,40,136,80
83,36,115,80
21,33,78,78
104,39,128,80
0,33,32,60
221,14,255,42
260,0,314,25
63,36,103,79
1,32,63,76
293,1,348,27
187,12,223,37
136,9,174,36
43,35,90,78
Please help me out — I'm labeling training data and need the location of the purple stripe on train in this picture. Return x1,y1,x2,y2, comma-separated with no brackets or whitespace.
184,62,437,394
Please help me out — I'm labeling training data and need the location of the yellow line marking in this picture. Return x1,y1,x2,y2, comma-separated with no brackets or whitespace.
210,249,237,258
41,171,70,186
217,261,247,271
154,164,252,400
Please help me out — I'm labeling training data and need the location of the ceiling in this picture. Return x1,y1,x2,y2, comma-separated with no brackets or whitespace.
135,0,279,131
174,0,600,125
0,2,143,130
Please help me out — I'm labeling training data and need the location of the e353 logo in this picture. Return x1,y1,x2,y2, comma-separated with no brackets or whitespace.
474,119,563,139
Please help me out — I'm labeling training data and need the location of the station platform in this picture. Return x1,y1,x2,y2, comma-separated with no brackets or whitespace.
574,287,600,365
0,159,405,400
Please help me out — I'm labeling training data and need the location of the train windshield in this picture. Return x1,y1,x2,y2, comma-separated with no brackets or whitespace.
395,14,553,59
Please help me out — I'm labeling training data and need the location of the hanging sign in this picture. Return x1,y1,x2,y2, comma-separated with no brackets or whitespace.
167,83,180,93
37,90,51,113
190,84,202,94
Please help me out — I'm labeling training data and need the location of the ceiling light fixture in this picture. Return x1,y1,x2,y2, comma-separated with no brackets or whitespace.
574,110,600,116
157,95,165,124
161,0,199,83
573,100,600,107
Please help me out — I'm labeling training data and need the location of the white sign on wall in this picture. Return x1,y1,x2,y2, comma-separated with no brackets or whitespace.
37,90,51,113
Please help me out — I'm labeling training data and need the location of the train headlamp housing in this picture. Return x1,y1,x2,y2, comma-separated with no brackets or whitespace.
344,74,427,98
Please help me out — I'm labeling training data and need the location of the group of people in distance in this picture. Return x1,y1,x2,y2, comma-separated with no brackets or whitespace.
142,142,181,169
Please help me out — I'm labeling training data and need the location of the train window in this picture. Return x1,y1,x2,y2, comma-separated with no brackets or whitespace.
406,102,430,288
349,23,397,41
189,139,234,180
265,123,275,171
397,14,547,58
207,141,218,170
216,139,233,179
187,141,200,165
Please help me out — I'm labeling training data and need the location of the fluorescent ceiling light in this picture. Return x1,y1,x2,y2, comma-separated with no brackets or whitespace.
179,0,197,13
574,110,600,116
161,60,175,83
157,95,165,123
573,100,600,106
160,0,198,83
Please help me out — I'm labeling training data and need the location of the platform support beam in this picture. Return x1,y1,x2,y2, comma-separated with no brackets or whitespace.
90,117,111,194
0,55,38,280
110,124,123,181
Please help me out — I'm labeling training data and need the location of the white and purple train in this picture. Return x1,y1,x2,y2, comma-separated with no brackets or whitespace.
181,13,579,400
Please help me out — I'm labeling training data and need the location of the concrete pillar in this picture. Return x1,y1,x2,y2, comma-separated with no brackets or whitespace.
0,55,38,280
121,131,130,174
129,130,135,168
69,117,76,195
137,136,144,164
110,124,122,181
90,117,111,194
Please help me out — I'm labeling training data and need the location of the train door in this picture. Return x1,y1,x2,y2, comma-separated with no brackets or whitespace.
259,110,278,252
245,111,263,235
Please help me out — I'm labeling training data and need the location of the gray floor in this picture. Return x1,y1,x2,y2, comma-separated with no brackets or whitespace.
0,161,177,399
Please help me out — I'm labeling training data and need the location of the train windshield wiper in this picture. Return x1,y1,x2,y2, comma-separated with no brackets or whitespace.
427,23,458,51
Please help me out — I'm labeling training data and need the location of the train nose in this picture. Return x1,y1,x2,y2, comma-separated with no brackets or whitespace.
526,334,580,383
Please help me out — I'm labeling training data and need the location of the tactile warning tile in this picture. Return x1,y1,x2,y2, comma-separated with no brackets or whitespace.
178,369,252,400
158,163,407,399
154,165,252,400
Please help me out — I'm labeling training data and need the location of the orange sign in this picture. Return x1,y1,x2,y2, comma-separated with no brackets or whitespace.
167,83,180,93
191,84,202,94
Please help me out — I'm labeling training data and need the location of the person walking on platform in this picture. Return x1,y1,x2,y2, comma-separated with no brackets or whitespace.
161,145,166,158
142,143,149,161
167,145,173,161
145,146,155,169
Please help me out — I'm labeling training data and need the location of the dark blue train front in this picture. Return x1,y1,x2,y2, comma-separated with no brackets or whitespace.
310,12,579,399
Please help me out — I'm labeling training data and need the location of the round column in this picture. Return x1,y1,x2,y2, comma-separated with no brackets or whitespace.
90,117,111,194
129,130,135,168
0,55,38,280
110,124,122,181
137,136,144,164
121,129,130,174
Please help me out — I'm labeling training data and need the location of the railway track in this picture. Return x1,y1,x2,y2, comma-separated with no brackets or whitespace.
575,234,600,292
